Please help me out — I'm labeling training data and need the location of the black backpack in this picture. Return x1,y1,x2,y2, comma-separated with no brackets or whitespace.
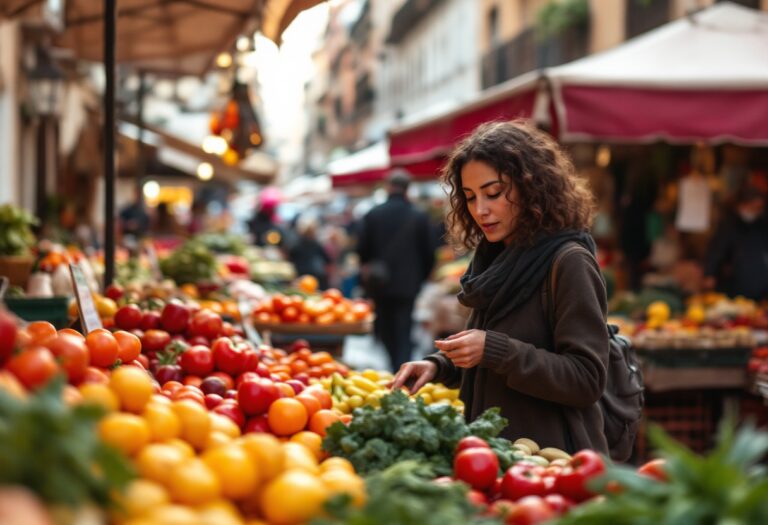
544,243,644,462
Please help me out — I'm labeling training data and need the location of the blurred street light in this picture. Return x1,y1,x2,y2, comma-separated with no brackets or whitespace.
196,162,214,181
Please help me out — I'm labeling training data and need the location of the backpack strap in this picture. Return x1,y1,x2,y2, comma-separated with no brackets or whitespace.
541,242,592,332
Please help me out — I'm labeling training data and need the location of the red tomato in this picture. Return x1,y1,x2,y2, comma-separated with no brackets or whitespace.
7,346,59,389
281,306,300,323
104,283,124,301
160,302,190,334
542,494,575,515
466,489,488,508
114,330,141,363
271,294,290,314
140,311,162,331
501,462,548,501
204,393,224,410
48,333,89,384
213,401,245,429
85,329,119,368
179,345,215,377
0,308,18,363
188,310,223,340
114,304,143,330
637,458,668,482
210,371,235,391
453,447,499,491
82,366,110,384
237,378,280,416
211,337,246,376
244,414,271,433
456,436,490,453
506,495,556,525
553,450,605,502
141,329,171,353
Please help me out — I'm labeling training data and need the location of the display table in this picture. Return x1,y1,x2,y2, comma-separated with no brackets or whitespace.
252,320,373,357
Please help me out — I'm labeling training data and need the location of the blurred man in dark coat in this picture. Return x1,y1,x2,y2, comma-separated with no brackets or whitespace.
358,170,435,370
704,185,768,300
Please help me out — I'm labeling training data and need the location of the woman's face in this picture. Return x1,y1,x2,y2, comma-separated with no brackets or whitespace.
460,160,519,245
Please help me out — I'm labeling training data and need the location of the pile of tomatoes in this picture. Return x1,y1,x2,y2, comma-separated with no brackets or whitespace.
253,288,372,326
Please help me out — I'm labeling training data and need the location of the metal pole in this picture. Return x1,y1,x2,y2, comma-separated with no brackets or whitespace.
136,70,146,192
103,0,116,288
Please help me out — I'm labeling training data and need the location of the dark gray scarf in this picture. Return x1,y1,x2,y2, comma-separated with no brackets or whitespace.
458,231,596,328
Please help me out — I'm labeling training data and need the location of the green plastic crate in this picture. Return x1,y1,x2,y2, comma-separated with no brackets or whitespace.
3,296,71,329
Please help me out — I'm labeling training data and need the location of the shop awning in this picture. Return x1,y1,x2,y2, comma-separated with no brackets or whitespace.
545,2,768,145
2,0,324,76
328,140,390,188
388,72,540,175
120,120,277,184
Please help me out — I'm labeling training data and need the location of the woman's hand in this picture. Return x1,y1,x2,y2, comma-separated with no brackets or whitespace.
434,329,486,368
390,360,437,394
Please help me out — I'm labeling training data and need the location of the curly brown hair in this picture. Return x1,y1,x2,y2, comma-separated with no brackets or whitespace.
442,119,595,250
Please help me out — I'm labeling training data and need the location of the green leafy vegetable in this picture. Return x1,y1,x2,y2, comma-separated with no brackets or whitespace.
0,204,38,256
0,377,135,507
160,240,217,285
322,390,514,476
311,461,504,525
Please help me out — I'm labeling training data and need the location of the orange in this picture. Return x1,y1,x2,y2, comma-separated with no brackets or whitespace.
117,479,170,519
110,366,153,413
26,321,57,346
171,400,211,450
136,443,187,486
260,470,328,525
167,458,220,505
86,328,119,368
320,457,356,475
275,382,295,398
308,409,341,437
304,387,332,410
297,275,319,294
202,445,259,500
78,382,119,411
267,398,308,436
98,413,150,456
294,393,321,420
290,431,325,461
114,330,141,363
239,433,285,482
320,469,366,507
281,442,319,474
142,402,181,442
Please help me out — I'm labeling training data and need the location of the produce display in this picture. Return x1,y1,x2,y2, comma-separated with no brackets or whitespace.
3,223,768,525
252,287,373,328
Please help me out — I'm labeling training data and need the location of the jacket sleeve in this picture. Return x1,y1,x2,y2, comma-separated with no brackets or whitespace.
479,250,609,408
424,352,462,389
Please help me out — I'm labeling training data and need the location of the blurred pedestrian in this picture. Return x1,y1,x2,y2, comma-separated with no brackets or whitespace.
151,202,185,250
249,189,286,248
119,188,150,241
703,185,768,300
358,169,435,370
288,216,331,290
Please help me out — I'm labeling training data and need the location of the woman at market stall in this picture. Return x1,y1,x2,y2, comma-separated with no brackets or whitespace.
391,120,610,454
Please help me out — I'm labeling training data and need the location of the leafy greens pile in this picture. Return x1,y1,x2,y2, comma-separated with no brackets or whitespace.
311,461,504,525
322,390,515,476
0,378,134,507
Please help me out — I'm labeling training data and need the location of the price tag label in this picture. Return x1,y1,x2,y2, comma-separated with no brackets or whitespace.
69,262,103,333
143,242,163,281
238,297,263,346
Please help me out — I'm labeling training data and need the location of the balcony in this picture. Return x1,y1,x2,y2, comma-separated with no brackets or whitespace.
481,24,589,90
625,0,670,40
387,0,446,44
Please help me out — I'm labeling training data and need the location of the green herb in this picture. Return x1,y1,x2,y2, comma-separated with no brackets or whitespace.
0,204,38,256
0,377,135,507
553,415,768,524
160,240,217,285
194,233,247,255
322,390,514,476
311,461,504,525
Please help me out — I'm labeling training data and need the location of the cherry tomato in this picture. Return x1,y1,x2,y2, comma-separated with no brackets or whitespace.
48,332,89,384
453,447,499,491
188,310,223,340
7,346,60,389
115,304,143,330
160,302,190,334
237,378,280,416
553,450,605,502
179,345,215,377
